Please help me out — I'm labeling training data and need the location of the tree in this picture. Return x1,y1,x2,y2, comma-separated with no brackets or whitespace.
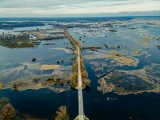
83,79,90,88
1,103,17,120
55,106,69,120
0,97,9,110
81,71,88,79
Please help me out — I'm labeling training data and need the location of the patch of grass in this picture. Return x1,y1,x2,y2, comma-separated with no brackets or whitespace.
0,83,4,89
133,50,139,55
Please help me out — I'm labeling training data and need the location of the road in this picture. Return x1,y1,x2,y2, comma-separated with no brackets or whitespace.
64,29,87,120
77,45,84,120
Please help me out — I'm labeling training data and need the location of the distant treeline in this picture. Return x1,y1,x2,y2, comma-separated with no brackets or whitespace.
49,23,89,28
0,22,44,29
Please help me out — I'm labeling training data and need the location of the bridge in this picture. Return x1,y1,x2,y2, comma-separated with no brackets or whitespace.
64,29,89,120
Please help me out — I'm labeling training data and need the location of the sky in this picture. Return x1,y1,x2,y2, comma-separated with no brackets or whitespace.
0,0,160,17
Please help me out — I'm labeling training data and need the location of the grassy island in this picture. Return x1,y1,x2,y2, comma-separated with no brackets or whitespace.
0,40,34,48
0,29,66,48
0,32,35,48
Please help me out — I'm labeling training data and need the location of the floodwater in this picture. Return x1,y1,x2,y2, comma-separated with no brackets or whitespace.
0,17,160,120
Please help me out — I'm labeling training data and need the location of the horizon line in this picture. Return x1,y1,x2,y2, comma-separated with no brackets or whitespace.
0,15,160,18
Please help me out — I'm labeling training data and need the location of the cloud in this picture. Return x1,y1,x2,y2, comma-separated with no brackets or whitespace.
0,0,159,17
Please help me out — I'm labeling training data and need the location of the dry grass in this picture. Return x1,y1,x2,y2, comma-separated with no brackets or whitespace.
133,50,139,55
113,57,138,66
40,65,60,70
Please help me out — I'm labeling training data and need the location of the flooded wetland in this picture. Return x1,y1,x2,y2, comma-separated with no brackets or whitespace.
0,17,160,120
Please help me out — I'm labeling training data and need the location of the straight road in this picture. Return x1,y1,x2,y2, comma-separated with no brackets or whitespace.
64,29,86,120
77,45,84,120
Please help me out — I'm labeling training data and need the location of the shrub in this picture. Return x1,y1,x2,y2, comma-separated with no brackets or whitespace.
1,103,17,120
33,77,40,82
0,97,9,110
0,83,4,89
55,106,69,120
